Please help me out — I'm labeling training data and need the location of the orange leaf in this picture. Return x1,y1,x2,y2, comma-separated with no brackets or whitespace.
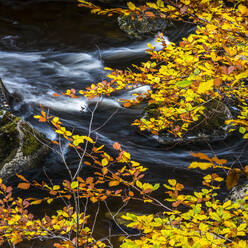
39,117,47,122
214,78,222,87
176,183,184,191
190,152,212,162
123,102,131,108
16,174,29,182
109,181,120,187
52,93,60,97
244,165,248,176
129,191,134,197
90,197,98,203
18,182,30,190
172,200,182,208
145,11,155,18
102,167,108,175
113,142,121,151
52,140,59,145
212,156,227,165
226,169,239,191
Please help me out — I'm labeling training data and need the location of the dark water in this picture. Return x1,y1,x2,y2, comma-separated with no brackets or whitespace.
0,2,248,246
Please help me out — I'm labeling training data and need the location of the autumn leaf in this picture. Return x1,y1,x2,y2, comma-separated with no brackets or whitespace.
102,167,108,175
127,2,136,11
101,158,108,166
109,181,120,187
243,165,248,176
18,183,30,190
52,93,60,97
113,142,121,150
226,169,239,191
145,11,156,18
16,174,29,182
190,152,212,161
188,162,213,170
31,199,43,205
238,4,248,15
211,156,227,165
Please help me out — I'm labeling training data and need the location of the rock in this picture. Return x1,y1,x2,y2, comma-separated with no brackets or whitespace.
0,110,49,180
117,10,173,39
227,182,248,203
0,78,22,110
144,99,233,145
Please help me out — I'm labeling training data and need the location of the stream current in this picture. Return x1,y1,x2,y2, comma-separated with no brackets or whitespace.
0,1,248,189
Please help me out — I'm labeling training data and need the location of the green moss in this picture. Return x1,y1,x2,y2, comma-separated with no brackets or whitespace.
0,111,20,168
21,125,41,156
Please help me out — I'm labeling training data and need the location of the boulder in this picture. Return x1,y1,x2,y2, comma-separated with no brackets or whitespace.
143,99,233,145
0,110,49,180
227,182,248,203
117,10,173,39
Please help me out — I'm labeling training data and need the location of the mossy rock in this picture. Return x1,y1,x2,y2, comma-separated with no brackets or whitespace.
117,10,173,39
0,110,49,180
142,100,233,145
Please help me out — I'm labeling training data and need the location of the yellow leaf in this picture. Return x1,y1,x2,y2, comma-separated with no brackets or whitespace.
197,79,214,94
168,179,177,186
188,162,213,170
71,181,79,189
83,136,95,143
238,4,248,15
53,185,60,190
127,2,136,11
31,199,43,205
102,158,108,166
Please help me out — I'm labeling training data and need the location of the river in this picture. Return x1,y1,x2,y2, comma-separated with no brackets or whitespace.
0,1,248,246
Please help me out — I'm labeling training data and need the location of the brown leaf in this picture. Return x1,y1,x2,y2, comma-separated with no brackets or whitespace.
214,78,222,87
226,169,239,191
